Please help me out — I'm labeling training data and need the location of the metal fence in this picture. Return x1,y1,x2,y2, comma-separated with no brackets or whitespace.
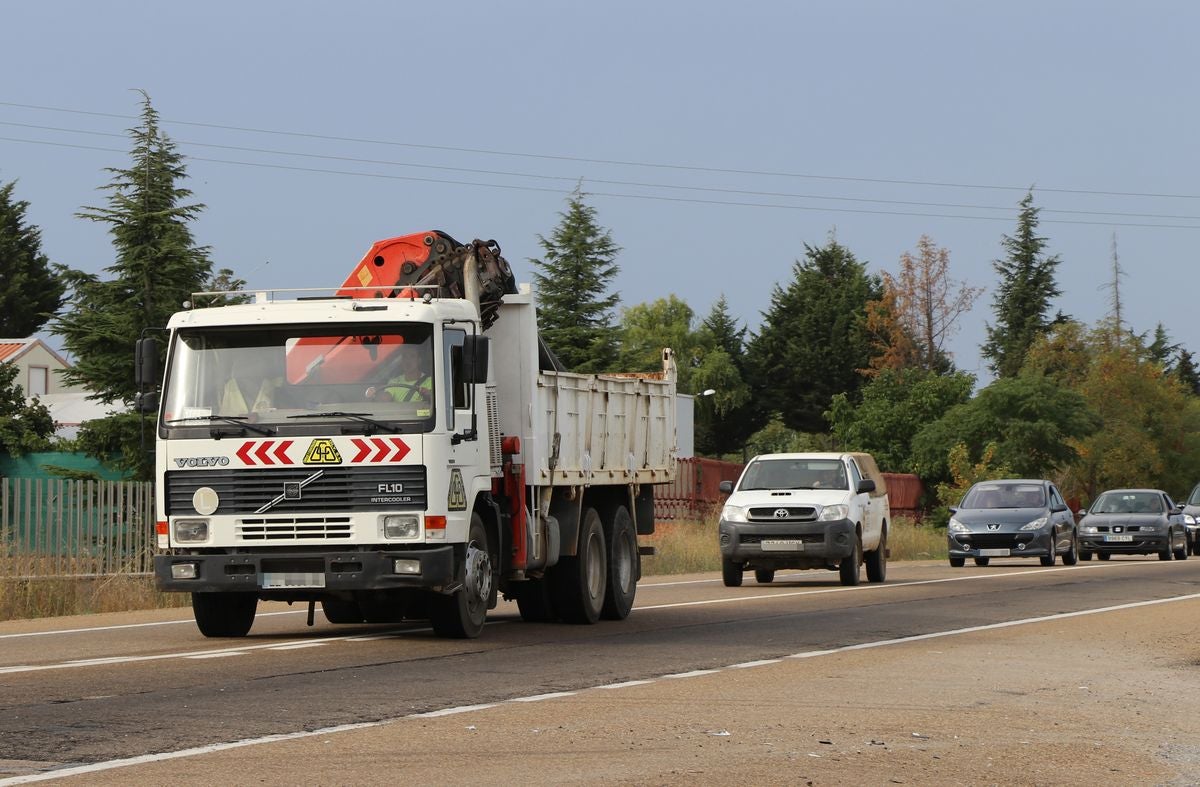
654,457,745,520
0,478,155,578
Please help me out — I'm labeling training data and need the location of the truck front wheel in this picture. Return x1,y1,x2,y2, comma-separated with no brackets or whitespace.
192,592,257,638
553,507,607,624
430,514,491,638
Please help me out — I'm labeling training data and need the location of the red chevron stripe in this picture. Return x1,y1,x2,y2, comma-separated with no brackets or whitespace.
255,442,274,464
236,442,256,464
351,438,371,463
273,440,294,465
389,437,410,462
370,437,389,463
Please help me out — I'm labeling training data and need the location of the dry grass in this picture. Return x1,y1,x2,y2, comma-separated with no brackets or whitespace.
1,515,949,619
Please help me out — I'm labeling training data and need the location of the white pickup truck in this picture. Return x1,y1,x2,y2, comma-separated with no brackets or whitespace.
717,452,890,586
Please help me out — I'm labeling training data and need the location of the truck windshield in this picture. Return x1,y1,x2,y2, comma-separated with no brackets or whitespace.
739,459,847,491
160,323,436,433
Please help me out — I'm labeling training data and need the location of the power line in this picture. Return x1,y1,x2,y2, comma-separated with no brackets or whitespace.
4,134,1200,231
4,99,1200,201
7,120,1200,222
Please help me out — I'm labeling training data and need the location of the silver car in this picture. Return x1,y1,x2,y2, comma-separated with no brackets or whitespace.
947,479,1078,567
1077,488,1189,561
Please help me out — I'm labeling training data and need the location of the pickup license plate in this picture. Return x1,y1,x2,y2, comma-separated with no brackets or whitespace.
977,548,1010,557
760,539,804,551
262,572,326,588
1105,535,1134,543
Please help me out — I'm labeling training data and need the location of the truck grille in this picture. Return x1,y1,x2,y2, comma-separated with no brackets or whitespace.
166,466,427,516
237,517,353,541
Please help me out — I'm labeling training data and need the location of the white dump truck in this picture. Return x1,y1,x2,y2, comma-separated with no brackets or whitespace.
139,231,678,638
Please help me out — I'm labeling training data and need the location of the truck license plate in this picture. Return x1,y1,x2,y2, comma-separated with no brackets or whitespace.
761,539,804,551
977,548,1010,557
1105,535,1134,543
262,572,326,588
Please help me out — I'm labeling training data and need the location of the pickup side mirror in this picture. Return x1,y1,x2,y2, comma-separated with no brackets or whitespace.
856,478,876,494
719,480,733,495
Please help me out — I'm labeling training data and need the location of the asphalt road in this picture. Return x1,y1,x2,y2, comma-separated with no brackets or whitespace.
3,556,1200,784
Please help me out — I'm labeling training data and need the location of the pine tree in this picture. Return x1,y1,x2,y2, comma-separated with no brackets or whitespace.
747,238,882,433
980,192,1064,378
0,181,66,336
530,187,620,373
51,92,213,406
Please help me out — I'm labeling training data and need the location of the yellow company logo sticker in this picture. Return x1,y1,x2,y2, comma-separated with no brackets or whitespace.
447,468,467,511
303,438,343,464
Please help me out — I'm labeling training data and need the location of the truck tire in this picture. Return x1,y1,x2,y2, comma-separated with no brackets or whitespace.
321,598,364,624
722,557,744,587
430,514,491,638
754,568,775,584
192,592,257,638
839,535,861,586
514,577,557,622
553,507,607,624
601,506,637,620
865,525,887,583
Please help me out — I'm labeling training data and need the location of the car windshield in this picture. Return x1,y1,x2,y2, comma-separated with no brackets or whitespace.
1091,492,1163,514
960,483,1045,509
738,459,847,491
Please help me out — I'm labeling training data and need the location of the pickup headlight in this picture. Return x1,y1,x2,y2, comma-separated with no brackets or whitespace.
721,504,749,523
948,517,970,533
1020,515,1050,531
818,504,849,522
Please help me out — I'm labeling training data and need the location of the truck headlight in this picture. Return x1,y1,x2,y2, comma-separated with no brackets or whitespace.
172,519,209,543
1020,515,1050,531
382,514,420,540
721,504,748,523
818,504,849,522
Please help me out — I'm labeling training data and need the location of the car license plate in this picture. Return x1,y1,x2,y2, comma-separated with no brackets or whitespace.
262,572,326,588
1104,535,1134,543
977,548,1010,557
761,539,804,551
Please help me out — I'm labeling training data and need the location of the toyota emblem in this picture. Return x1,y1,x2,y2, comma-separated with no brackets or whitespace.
774,508,789,519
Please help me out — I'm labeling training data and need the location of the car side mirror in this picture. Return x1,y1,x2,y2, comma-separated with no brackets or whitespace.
1052,503,1068,513
719,480,733,495
857,479,875,494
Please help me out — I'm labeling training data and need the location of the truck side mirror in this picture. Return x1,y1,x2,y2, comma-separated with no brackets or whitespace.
135,338,159,387
857,478,876,494
461,336,490,384
719,480,733,494
135,390,159,414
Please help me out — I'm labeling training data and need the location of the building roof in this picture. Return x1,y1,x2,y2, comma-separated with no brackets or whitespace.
0,337,72,367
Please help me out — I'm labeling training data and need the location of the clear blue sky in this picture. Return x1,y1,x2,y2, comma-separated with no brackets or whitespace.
3,1,1198,382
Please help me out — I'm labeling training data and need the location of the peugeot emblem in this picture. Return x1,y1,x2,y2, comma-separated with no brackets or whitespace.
774,508,789,519
987,523,1001,531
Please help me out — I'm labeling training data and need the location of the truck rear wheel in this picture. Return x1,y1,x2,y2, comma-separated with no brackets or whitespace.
321,598,364,624
601,506,637,620
430,514,491,638
553,507,607,624
192,592,257,638
514,577,557,622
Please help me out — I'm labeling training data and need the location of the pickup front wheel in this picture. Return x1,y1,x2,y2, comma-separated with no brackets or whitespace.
722,557,744,587
865,526,887,583
839,535,862,586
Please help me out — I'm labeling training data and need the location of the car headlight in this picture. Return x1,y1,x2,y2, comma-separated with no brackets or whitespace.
948,517,970,533
1020,515,1050,531
1184,514,1197,526
1080,524,1098,534
818,504,849,522
172,519,209,543
721,504,749,523
382,514,420,539
1138,522,1161,532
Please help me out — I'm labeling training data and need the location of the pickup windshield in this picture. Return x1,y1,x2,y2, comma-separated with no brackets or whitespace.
738,458,847,491
159,322,436,434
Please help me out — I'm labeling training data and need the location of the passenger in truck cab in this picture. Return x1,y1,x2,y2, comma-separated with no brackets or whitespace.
220,354,283,414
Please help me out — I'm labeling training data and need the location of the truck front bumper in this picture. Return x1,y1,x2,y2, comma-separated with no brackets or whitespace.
718,518,856,567
154,547,455,594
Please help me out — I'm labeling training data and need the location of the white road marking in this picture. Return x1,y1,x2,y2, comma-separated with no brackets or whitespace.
266,642,327,651
185,653,247,660
0,609,305,640
5,590,1199,785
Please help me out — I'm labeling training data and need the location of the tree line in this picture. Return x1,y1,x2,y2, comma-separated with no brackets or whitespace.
3,94,1199,515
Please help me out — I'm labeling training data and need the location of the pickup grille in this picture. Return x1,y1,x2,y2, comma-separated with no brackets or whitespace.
747,506,818,522
166,466,427,515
